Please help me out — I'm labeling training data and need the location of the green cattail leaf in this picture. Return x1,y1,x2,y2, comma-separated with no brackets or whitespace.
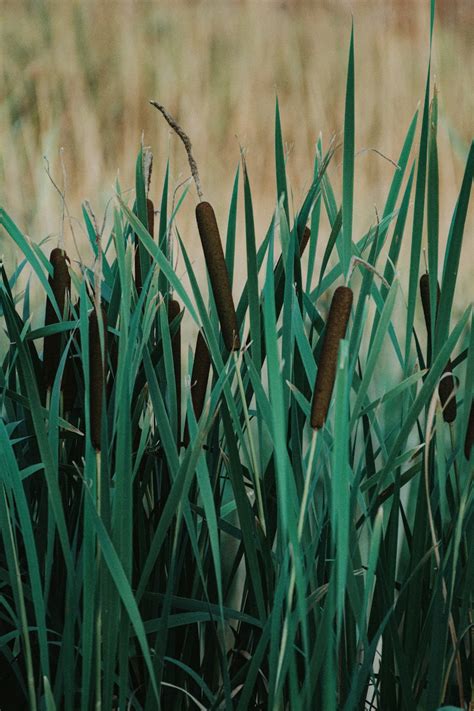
435,141,473,354
342,21,355,279
225,163,240,289
275,96,289,224
243,160,261,368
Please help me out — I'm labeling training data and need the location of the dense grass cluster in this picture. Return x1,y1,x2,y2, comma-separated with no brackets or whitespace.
0,5,473,710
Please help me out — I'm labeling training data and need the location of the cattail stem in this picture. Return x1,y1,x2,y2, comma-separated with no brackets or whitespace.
89,306,108,451
310,286,353,429
419,273,457,423
43,248,71,390
196,202,240,351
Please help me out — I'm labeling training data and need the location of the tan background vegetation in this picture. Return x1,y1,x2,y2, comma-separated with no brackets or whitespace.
1,0,472,315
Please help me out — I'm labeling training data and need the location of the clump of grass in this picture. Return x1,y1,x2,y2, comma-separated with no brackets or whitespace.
0,4,472,708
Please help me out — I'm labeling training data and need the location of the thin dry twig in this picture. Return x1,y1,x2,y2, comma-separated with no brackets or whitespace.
149,100,204,201
43,152,84,266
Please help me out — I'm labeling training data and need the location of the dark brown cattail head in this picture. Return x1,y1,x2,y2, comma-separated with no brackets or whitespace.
438,370,457,423
195,201,240,351
183,330,212,446
299,226,311,258
310,285,353,429
419,273,433,339
147,198,155,239
419,273,457,422
168,299,182,439
43,248,71,389
89,305,108,451
191,330,211,419
464,401,474,460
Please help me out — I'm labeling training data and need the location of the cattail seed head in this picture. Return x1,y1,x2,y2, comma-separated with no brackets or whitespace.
299,226,311,258
464,401,474,460
310,285,353,429
195,201,240,351
89,305,108,451
419,274,457,422
191,330,211,420
43,248,71,389
147,198,155,238
419,273,432,337
183,330,211,446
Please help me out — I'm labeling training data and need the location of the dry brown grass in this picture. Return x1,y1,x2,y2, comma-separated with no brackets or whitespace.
1,0,472,309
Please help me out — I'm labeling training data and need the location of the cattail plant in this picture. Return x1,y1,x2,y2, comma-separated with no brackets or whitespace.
89,304,108,451
168,298,182,440
419,273,457,423
150,100,240,351
310,285,353,429
43,247,71,390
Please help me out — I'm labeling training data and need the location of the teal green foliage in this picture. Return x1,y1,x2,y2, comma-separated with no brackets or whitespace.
0,3,472,707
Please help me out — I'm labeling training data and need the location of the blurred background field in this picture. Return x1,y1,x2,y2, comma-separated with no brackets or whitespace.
1,0,472,315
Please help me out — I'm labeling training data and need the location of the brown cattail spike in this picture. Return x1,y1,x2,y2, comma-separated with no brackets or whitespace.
43,248,71,389
419,274,432,347
146,198,155,239
464,401,474,460
299,226,311,258
195,202,240,351
89,305,108,451
183,330,212,446
168,299,182,440
311,286,353,429
419,274,457,423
